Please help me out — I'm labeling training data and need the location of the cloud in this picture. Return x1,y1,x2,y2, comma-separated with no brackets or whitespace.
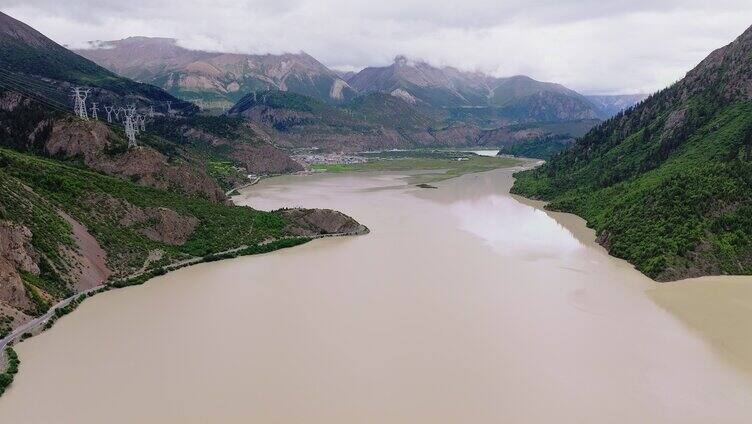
2,0,751,94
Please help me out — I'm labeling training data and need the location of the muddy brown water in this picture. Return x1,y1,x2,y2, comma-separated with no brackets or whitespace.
1,166,751,423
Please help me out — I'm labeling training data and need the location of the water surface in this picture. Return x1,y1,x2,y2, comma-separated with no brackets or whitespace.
1,167,751,423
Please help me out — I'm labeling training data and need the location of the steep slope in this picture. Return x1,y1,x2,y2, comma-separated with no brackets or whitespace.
349,56,602,121
491,120,599,159
0,13,194,113
0,88,227,201
76,37,357,107
0,11,367,337
0,145,364,339
0,15,364,339
512,25,752,281
0,12,301,195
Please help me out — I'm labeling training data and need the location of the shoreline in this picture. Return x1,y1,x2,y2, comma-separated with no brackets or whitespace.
4,160,750,399
0,231,366,390
2,163,751,421
505,162,752,379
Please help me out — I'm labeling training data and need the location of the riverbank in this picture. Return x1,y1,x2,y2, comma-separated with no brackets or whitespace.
2,164,751,423
0,238,309,376
511,169,752,380
0,206,368,397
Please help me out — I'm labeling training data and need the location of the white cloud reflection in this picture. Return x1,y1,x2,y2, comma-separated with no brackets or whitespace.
451,196,582,260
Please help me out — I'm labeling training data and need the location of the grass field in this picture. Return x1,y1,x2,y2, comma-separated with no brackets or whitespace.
311,154,522,184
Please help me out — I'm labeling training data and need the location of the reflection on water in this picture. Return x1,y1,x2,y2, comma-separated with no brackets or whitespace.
2,168,752,424
451,195,582,259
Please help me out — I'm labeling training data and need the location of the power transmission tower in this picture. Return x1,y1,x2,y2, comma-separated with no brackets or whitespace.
72,87,90,120
104,105,114,123
166,101,172,115
90,102,99,120
149,106,154,118
114,107,122,122
138,114,146,131
123,108,138,148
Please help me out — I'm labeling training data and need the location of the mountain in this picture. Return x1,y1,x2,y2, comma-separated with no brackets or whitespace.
0,14,195,114
0,12,303,191
585,94,648,117
227,90,453,151
76,37,358,108
75,38,610,152
512,25,752,281
349,56,603,122
0,12,365,340
78,41,603,123
493,120,598,159
226,89,597,153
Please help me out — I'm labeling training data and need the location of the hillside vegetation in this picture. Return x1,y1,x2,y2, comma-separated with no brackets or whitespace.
512,26,752,281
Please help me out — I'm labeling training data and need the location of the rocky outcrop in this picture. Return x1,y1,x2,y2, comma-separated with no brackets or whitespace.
231,144,303,174
0,221,37,311
0,91,28,112
281,208,369,237
0,221,39,275
181,125,303,175
99,147,225,202
136,208,199,246
44,119,225,202
85,194,199,246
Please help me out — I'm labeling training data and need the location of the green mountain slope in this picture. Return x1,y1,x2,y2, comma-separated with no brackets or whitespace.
512,25,752,281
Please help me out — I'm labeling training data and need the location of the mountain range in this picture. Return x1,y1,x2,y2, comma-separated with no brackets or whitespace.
513,24,752,281
76,37,645,154
348,55,602,121
77,37,357,109
77,38,644,120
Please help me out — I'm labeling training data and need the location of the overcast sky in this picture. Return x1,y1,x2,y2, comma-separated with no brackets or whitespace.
3,1,752,94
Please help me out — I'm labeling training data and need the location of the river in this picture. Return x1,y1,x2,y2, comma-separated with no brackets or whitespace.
1,165,751,423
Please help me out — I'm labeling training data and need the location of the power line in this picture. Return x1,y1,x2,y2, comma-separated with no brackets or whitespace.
0,80,71,113
0,74,71,109
0,68,71,103
0,71,165,151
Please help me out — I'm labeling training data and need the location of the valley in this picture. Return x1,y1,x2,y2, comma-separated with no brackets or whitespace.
0,6,751,422
76,38,646,154
1,163,751,423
